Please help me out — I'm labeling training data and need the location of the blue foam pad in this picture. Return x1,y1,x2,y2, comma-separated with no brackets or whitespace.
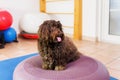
110,77,118,80
0,53,118,80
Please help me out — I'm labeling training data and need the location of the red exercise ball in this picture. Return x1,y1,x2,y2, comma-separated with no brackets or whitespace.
0,9,13,30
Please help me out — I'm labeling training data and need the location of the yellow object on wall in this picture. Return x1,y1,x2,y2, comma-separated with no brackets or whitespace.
40,0,46,12
74,0,82,40
40,0,82,40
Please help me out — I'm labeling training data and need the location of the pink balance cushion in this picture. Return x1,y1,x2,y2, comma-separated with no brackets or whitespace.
13,55,110,80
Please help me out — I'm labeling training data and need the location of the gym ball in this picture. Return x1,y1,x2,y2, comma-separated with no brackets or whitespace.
4,27,17,43
0,9,13,30
13,55,110,80
19,13,51,33
19,13,50,33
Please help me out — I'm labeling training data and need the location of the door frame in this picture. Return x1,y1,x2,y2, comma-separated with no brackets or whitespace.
98,0,120,44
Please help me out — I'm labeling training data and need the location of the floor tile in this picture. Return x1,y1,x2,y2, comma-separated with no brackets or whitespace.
107,58,120,71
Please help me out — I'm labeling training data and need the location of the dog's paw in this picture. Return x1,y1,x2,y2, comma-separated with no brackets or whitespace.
55,65,65,71
42,64,49,70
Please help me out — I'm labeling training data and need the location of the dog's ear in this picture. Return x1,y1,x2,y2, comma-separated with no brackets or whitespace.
57,21,62,30
38,23,49,41
57,21,61,26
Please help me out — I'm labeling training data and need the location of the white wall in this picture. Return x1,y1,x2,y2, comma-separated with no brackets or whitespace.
83,0,97,39
46,0,74,35
0,0,40,33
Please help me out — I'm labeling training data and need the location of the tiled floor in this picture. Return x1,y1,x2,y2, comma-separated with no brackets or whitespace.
0,36,120,79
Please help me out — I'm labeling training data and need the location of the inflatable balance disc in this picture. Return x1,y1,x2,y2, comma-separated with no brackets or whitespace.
13,55,110,80
20,31,38,39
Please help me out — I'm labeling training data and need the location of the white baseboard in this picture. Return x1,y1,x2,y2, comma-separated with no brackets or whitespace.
82,36,97,42
65,33,97,42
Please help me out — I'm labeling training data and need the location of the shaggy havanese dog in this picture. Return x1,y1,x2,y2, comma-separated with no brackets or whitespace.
38,20,81,70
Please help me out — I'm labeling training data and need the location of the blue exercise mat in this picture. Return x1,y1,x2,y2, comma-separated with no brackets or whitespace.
0,53,118,80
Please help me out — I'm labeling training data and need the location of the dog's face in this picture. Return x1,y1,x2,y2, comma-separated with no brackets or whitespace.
38,20,64,43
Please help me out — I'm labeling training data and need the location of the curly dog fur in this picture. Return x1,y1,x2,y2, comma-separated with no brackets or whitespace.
38,20,81,70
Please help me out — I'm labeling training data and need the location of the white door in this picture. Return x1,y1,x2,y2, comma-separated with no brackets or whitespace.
100,0,120,44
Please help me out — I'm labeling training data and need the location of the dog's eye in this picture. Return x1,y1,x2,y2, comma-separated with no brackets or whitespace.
49,30,51,33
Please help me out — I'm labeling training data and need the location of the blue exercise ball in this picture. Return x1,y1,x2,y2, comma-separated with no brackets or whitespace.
4,27,17,43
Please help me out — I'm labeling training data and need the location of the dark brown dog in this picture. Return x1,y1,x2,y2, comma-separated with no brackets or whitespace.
38,20,81,70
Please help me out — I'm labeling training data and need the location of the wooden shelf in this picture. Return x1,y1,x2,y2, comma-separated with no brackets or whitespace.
40,0,82,40
63,26,73,28
46,0,70,2
46,12,73,14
